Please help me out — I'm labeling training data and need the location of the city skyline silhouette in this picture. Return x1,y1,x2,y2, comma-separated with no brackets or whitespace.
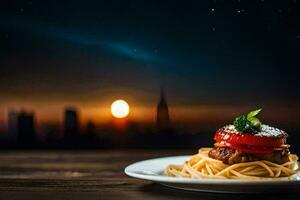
1,0,300,150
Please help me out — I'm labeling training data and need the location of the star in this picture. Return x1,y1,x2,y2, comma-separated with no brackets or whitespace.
235,9,245,15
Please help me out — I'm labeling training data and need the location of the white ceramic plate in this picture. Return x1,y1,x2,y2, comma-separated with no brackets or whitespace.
124,155,300,193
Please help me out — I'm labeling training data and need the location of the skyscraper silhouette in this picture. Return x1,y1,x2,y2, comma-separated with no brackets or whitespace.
7,110,18,143
17,111,36,147
64,107,79,142
156,88,170,129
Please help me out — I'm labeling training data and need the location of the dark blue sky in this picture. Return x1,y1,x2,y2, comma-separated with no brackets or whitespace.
1,0,300,124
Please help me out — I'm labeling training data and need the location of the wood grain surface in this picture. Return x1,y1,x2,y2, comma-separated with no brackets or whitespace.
0,150,299,200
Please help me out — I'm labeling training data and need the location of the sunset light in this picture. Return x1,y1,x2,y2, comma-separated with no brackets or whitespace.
111,100,130,118
2,1,300,198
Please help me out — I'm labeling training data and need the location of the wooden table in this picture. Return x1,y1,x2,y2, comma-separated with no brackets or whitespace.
0,150,299,200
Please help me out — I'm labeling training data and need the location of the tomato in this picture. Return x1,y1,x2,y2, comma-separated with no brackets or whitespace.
214,130,286,147
214,130,287,155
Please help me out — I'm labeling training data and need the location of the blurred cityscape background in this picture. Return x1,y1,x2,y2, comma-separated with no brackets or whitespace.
1,1,300,151
0,89,213,149
1,88,300,152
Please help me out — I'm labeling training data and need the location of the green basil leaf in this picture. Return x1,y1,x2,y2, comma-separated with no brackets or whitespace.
233,109,262,132
246,109,262,120
249,117,261,127
233,115,247,131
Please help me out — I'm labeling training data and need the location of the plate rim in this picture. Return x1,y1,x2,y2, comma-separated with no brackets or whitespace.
124,155,300,185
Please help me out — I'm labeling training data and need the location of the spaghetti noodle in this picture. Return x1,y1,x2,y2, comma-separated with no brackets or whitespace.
165,148,299,179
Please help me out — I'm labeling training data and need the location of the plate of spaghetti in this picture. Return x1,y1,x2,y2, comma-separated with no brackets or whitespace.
125,109,300,193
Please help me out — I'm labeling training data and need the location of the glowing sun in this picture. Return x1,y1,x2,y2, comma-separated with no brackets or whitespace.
111,99,130,118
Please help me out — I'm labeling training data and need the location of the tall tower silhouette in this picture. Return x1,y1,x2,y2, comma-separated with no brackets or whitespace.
7,110,18,143
64,107,79,142
156,88,170,129
17,111,36,147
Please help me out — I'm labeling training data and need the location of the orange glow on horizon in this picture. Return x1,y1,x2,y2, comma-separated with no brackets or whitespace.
1,100,299,131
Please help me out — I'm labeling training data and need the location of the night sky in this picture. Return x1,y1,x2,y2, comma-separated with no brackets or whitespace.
0,0,300,128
